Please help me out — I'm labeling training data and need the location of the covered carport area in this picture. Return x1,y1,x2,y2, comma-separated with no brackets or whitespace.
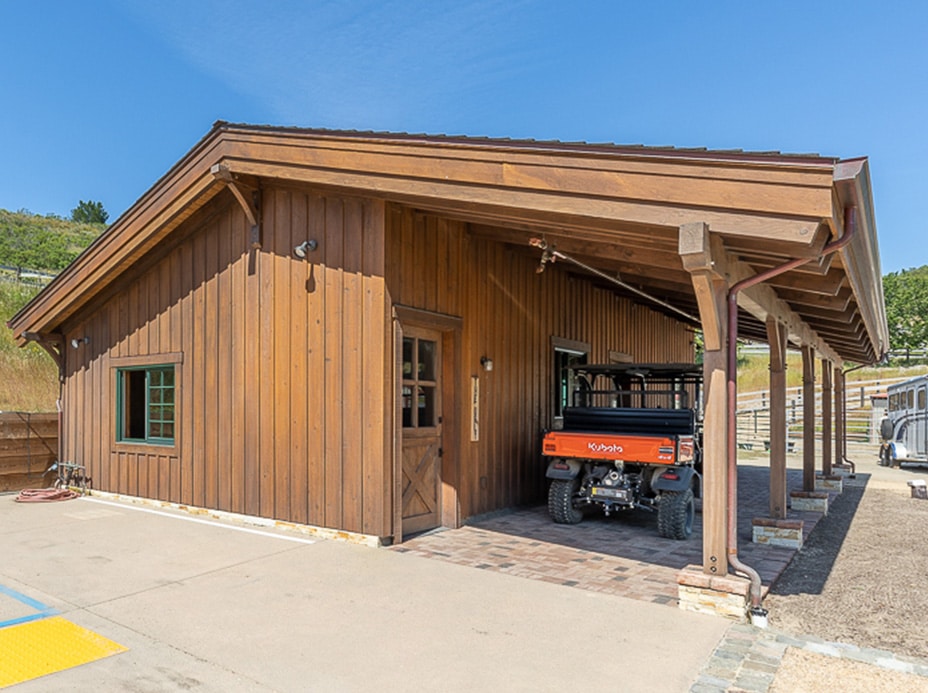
416,145,888,618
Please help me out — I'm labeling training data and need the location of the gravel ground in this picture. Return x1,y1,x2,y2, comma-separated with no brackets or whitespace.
761,448,928,690
770,647,928,693
765,453,928,660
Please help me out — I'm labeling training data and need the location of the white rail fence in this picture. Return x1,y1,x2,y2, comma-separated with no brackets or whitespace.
735,375,906,452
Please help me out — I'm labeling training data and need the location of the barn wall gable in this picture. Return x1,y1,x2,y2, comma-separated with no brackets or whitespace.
60,185,392,536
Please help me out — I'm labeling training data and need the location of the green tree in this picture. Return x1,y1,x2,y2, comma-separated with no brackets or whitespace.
70,200,109,225
883,265,928,358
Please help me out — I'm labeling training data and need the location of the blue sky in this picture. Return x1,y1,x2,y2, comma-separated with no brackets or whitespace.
1,1,925,273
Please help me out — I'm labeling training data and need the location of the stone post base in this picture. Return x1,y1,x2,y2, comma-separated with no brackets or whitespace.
752,517,804,549
790,490,829,514
814,474,843,493
677,564,751,621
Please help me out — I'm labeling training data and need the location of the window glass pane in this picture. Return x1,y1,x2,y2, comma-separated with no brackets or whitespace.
919,389,927,410
402,385,413,428
418,386,436,427
402,338,414,378
118,365,175,444
554,349,587,416
908,390,915,408
125,370,147,439
418,340,436,381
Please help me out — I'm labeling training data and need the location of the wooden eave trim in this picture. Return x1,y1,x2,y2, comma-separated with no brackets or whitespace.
831,168,889,360
9,132,233,339
217,123,838,177
216,133,836,220
221,157,827,247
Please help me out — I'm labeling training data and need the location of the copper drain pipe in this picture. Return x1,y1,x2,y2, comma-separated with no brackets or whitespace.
726,207,859,617
836,362,869,476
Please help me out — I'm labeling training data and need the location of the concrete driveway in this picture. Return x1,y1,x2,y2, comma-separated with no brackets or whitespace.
0,493,729,692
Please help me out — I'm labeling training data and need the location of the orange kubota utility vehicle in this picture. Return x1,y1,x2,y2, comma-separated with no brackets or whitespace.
542,363,703,540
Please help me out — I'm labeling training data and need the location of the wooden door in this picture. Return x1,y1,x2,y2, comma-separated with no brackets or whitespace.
400,326,443,535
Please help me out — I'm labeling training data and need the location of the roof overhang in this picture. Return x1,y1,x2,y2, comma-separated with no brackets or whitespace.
8,122,888,364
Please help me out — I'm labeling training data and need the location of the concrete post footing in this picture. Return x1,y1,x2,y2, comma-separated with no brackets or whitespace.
814,474,844,493
790,490,829,514
751,517,804,550
677,564,751,621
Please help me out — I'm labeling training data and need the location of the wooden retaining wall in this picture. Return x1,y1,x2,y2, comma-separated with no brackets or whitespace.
0,412,58,491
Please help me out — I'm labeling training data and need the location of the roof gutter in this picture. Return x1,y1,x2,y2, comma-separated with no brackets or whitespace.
726,205,859,618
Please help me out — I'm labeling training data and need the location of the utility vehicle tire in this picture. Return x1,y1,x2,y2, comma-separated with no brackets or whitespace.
658,488,695,540
548,479,583,524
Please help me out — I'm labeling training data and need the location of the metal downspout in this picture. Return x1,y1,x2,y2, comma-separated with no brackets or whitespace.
836,362,869,476
726,206,859,615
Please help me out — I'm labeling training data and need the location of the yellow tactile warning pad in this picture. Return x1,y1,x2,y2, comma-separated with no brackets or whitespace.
0,616,127,688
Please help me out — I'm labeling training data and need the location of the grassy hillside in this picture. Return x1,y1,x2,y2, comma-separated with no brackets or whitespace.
0,208,102,411
0,282,58,411
736,351,927,394
0,208,103,273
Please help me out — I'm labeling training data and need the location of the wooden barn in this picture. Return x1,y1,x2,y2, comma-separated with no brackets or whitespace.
9,124,887,577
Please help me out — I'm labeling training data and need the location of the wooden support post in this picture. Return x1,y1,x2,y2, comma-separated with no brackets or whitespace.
801,345,816,491
679,222,729,577
766,318,788,519
835,368,845,466
821,359,833,476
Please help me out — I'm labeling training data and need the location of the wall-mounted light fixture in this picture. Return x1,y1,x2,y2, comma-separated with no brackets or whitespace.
293,239,318,259
70,336,90,349
480,356,494,372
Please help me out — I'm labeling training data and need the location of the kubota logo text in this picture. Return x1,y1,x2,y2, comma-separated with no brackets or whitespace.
588,442,623,454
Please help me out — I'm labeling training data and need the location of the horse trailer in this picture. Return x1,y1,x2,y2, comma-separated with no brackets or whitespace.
879,375,928,466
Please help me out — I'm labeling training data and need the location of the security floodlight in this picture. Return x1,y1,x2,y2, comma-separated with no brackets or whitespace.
293,240,318,258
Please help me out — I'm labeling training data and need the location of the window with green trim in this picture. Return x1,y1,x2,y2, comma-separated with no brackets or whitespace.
117,366,175,445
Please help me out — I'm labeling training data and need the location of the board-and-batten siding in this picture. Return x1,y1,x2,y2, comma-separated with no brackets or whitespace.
61,187,391,536
385,205,693,519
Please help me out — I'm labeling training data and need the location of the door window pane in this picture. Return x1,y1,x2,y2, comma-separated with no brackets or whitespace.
418,340,436,381
402,385,413,427
402,338,414,377
401,335,439,429
418,386,436,427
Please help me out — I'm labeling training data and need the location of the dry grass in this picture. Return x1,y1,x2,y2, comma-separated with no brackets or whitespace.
0,281,58,412
737,352,928,394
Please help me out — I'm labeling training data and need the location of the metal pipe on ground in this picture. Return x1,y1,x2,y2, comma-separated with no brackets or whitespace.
726,206,859,622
